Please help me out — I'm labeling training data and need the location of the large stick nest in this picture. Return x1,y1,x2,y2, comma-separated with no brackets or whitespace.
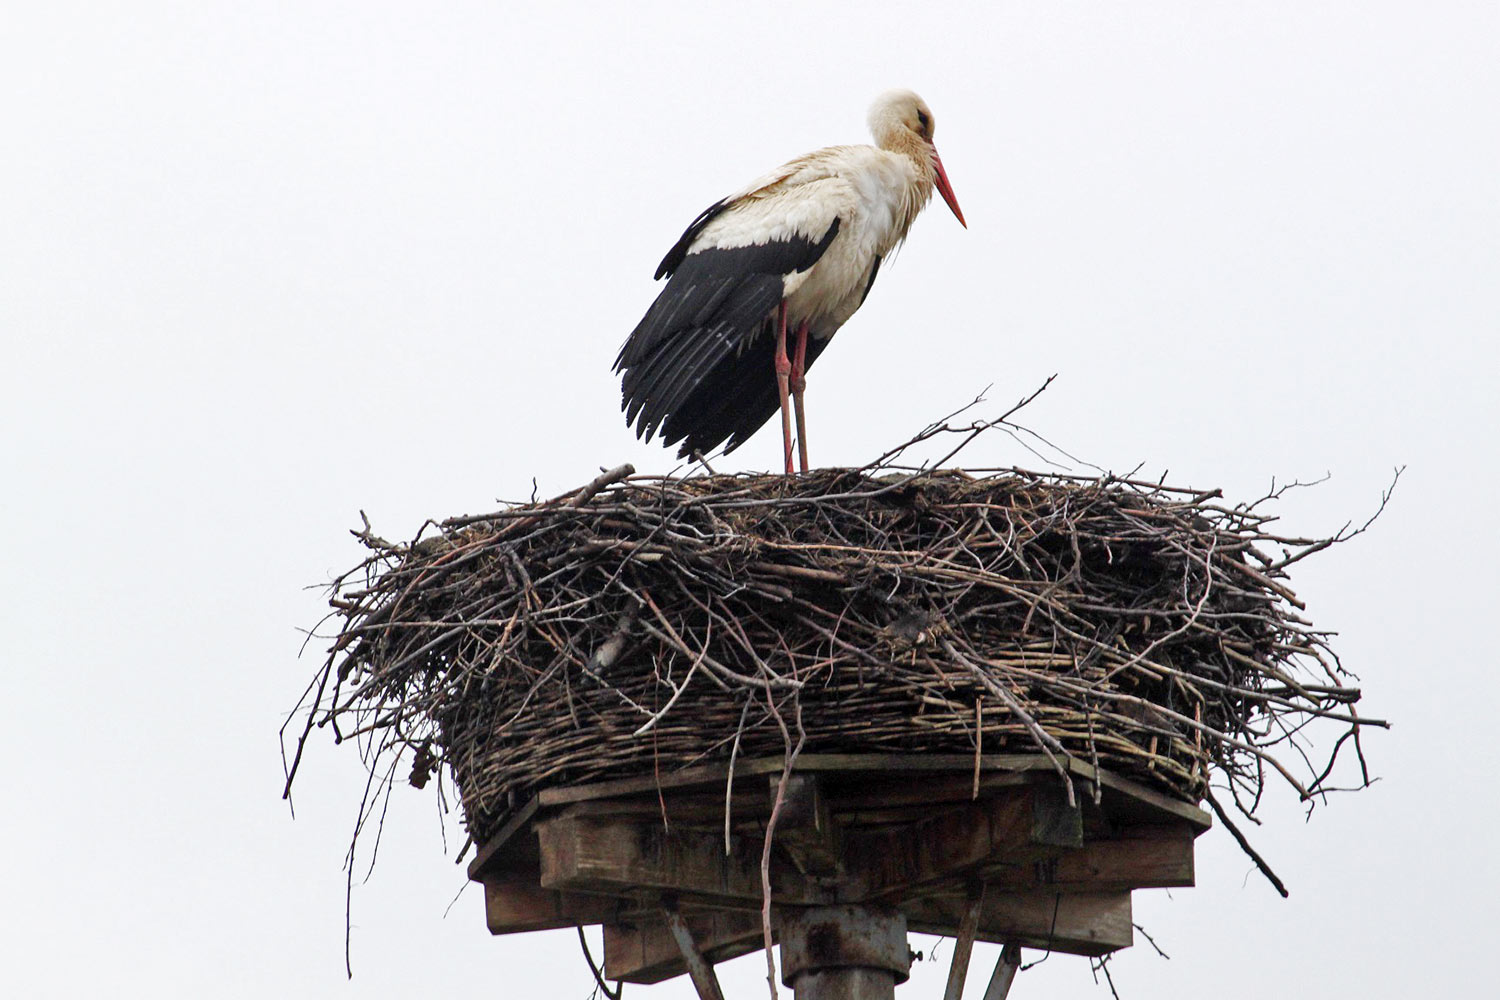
288,459,1382,850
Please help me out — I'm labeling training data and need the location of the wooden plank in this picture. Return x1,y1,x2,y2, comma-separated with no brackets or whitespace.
484,818,1189,938
771,774,842,877
981,824,1196,893
832,770,1033,806
481,874,620,934
538,786,1138,910
467,796,540,881
905,891,1133,957
1095,770,1212,830
533,754,1210,831
537,754,1069,809
603,892,1130,982
546,792,766,824
604,910,766,984
852,789,1048,901
538,758,786,808
1030,780,1084,848
842,805,970,827
537,814,815,905
795,753,1071,776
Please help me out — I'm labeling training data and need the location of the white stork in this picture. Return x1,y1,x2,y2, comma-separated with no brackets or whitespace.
614,89,966,474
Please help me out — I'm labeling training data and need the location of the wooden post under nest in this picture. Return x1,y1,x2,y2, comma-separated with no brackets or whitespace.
468,753,1208,998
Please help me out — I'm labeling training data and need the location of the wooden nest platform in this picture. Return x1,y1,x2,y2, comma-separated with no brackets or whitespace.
287,459,1382,994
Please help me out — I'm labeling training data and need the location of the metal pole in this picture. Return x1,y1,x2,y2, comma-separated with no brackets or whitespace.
779,905,910,1000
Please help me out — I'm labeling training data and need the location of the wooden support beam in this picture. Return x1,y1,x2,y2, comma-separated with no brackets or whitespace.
604,909,766,984
771,773,841,877
1093,769,1211,830
598,891,1130,981
943,883,985,1000
491,820,1185,937
852,788,1062,900
832,771,1032,814
480,875,620,934
534,785,1133,912
905,891,1133,957
532,753,1211,832
981,824,1196,893
537,812,814,904
467,797,540,881
981,942,1023,1000
466,753,1202,997
1030,780,1084,848
664,905,727,1000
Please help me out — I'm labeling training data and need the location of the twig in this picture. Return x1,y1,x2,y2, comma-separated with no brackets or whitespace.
577,926,624,1000
760,685,806,1000
1204,787,1290,897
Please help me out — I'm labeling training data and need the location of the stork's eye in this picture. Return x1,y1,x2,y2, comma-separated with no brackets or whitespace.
916,110,930,130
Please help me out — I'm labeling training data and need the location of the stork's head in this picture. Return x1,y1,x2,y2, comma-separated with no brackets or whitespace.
868,89,966,228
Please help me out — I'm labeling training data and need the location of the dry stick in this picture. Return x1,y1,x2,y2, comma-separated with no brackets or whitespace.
328,536,492,654
1001,597,1369,733
570,463,638,507
725,697,754,855
996,661,1318,800
672,585,766,690
1096,528,1218,686
972,697,983,800
640,588,801,690
760,684,806,1000
632,620,710,737
341,728,401,977
635,618,769,692
577,926,624,1000
1203,787,1290,897
1266,466,1401,573
943,636,1076,807
929,375,1059,472
281,660,335,803
860,389,995,470
443,463,637,528
652,712,670,834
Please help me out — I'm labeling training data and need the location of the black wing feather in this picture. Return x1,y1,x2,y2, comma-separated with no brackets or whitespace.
663,326,834,457
654,200,730,280
617,217,841,456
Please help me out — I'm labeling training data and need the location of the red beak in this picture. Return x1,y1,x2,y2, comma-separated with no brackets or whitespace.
932,149,966,228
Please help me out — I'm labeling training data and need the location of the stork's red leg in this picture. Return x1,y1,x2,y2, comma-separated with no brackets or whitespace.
773,301,795,476
790,321,810,473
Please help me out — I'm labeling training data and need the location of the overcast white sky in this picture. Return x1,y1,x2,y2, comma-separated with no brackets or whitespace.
3,2,1496,997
